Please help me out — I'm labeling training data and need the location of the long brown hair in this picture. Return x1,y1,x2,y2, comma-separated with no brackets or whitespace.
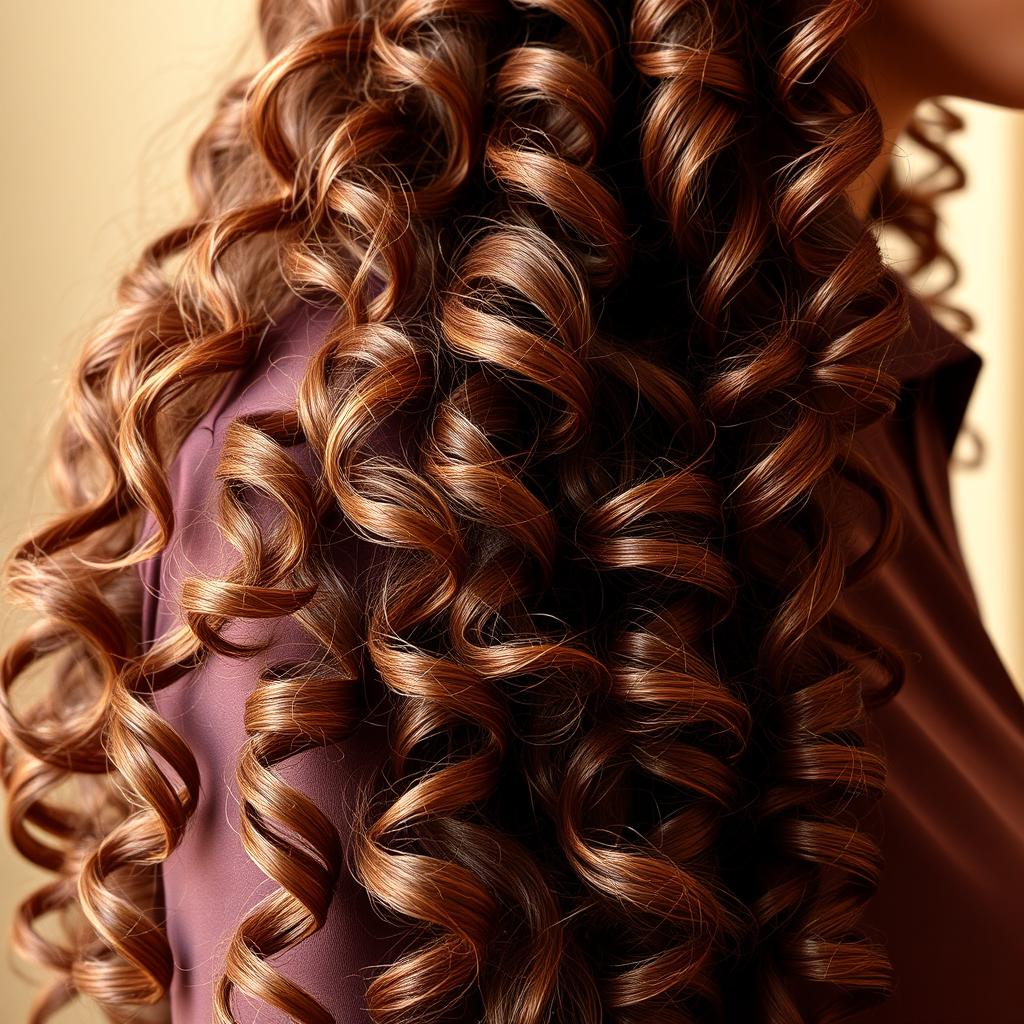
0,1,968,1021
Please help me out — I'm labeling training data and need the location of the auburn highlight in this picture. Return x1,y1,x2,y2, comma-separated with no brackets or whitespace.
0,1,968,1022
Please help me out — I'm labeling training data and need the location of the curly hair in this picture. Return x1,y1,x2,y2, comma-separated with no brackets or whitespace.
0,0,969,1021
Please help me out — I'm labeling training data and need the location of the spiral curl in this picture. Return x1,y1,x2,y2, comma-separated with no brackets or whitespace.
1,1,969,1022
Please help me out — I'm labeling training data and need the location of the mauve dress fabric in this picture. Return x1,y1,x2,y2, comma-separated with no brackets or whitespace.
138,291,1024,1023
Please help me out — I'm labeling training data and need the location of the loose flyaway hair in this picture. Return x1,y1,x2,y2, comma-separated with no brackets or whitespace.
0,1,968,1022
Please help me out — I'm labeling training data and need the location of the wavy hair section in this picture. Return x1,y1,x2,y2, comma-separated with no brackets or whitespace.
1,1,969,1022
632,0,917,1019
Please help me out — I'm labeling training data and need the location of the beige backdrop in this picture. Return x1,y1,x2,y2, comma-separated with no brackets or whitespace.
1,4,1021,1020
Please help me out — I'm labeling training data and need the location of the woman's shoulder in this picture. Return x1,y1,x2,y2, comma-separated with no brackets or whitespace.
139,298,348,645
892,287,984,459
891,288,982,382
196,298,343,440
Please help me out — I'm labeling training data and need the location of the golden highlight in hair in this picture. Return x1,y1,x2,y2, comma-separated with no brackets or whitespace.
0,1,969,1022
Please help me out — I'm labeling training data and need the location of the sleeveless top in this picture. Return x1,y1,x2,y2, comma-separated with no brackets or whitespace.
138,290,1024,1023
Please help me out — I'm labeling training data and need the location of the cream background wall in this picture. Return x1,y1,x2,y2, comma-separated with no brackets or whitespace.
943,100,1024,685
0,4,1021,1020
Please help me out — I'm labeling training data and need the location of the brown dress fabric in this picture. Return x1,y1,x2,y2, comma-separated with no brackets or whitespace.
138,289,1024,1023
843,297,1024,1021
